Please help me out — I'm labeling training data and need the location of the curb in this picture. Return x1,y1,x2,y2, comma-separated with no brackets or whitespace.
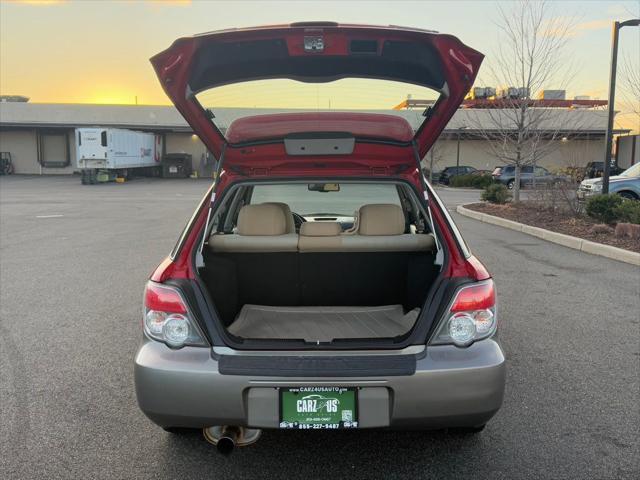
456,204,640,266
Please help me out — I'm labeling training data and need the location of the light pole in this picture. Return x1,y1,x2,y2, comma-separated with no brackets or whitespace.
456,126,467,169
603,18,640,194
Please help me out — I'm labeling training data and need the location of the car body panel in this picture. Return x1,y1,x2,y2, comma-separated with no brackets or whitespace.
135,338,505,429
493,165,562,188
578,170,640,199
438,166,476,184
150,23,483,159
225,112,415,144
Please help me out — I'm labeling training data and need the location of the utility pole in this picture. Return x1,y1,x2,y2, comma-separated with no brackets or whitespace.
603,19,640,194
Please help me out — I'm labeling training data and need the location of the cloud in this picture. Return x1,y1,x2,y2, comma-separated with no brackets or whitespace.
574,19,612,33
543,18,612,39
3,0,67,5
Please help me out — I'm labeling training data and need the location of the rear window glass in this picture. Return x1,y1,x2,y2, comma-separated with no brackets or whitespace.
195,78,440,138
249,183,401,218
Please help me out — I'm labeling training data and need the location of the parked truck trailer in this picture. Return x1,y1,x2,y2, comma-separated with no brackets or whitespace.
76,128,162,184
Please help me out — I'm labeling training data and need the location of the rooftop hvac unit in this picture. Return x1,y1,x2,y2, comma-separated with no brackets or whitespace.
538,90,566,100
496,86,530,99
469,87,496,99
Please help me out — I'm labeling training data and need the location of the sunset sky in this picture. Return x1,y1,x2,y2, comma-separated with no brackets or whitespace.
1,0,638,130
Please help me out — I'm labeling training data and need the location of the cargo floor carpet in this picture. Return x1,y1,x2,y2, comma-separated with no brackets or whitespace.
227,304,420,342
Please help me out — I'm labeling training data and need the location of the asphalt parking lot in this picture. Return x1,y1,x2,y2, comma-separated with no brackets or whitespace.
1,176,638,479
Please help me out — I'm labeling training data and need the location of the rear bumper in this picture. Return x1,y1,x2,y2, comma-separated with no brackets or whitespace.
134,338,506,430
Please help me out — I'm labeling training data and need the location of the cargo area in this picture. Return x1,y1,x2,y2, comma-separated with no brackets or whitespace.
199,184,441,344
227,304,421,342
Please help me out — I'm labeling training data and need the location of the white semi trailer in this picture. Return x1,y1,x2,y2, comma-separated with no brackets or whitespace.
76,128,162,184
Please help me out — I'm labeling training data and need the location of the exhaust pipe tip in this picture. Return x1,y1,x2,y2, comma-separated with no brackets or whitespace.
203,426,261,454
216,435,236,455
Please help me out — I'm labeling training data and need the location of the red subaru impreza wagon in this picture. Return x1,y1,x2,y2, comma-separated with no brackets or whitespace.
135,23,505,454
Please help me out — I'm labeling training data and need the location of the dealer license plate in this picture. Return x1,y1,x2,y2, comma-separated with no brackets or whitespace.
169,166,178,173
279,387,358,429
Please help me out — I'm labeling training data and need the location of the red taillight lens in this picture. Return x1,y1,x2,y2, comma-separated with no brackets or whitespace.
144,283,187,314
142,281,207,348
451,280,495,312
430,279,498,347
465,255,491,281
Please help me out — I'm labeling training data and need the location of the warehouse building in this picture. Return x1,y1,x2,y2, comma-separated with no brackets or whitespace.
0,101,631,176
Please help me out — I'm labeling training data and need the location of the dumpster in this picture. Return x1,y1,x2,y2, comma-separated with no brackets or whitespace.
161,153,192,178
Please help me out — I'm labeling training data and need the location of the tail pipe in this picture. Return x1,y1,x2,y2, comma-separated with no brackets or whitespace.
203,426,261,454
216,426,239,455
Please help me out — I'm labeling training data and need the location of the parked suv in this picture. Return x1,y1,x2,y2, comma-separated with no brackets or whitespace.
578,163,640,200
582,161,624,181
135,23,505,453
437,166,477,185
492,165,563,189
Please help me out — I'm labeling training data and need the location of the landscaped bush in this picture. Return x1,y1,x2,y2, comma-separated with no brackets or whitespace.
615,198,640,224
450,173,494,188
481,183,512,204
585,194,623,224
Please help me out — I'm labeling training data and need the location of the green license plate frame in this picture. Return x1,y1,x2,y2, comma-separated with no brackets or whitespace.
279,387,358,429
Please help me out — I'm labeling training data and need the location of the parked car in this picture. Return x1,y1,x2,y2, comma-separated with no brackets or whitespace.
577,163,640,201
581,161,624,181
135,23,505,453
492,165,565,189
438,166,477,185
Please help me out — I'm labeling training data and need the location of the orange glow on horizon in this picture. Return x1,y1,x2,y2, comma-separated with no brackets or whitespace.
87,91,139,105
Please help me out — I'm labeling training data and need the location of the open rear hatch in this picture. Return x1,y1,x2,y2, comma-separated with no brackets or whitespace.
150,24,485,350
150,22,483,166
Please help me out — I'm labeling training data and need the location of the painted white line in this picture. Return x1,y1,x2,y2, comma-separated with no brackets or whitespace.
35,214,64,219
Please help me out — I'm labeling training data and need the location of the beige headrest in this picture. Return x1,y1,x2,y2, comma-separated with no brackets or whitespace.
263,202,295,233
358,204,405,236
300,222,342,237
237,204,287,236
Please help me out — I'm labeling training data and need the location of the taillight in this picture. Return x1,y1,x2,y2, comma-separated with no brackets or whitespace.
430,279,497,347
143,282,207,349
451,282,495,312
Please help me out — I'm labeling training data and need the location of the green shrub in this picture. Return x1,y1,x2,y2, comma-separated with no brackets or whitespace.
449,174,474,187
481,183,512,204
450,173,493,189
614,198,640,224
471,174,494,189
585,194,623,224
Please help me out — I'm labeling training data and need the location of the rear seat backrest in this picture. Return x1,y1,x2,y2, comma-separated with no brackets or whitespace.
298,204,436,253
209,204,298,252
298,222,343,251
354,203,435,251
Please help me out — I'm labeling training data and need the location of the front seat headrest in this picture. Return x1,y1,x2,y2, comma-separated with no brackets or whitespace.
358,204,405,236
237,204,287,236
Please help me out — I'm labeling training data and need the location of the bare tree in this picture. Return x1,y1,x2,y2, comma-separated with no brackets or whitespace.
469,0,579,201
618,52,640,127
